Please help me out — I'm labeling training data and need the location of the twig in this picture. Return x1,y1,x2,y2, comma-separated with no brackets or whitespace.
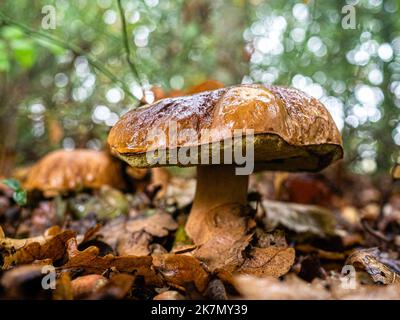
116,0,142,82
0,11,136,100
361,218,393,244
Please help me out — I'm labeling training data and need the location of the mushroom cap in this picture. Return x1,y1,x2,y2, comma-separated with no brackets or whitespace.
393,163,400,180
24,149,126,196
108,84,343,172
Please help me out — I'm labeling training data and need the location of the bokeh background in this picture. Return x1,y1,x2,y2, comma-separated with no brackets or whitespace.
0,0,399,177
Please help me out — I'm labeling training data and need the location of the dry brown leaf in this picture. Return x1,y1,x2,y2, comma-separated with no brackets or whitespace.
237,247,295,278
88,273,135,299
2,229,75,269
53,272,73,300
193,204,254,272
0,225,61,253
61,238,162,287
192,204,295,278
153,254,210,293
194,235,251,273
117,231,153,256
125,212,178,237
346,248,400,285
99,213,177,256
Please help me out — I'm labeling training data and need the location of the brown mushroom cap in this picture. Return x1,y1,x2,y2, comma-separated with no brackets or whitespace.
24,149,126,197
108,84,343,172
393,163,400,180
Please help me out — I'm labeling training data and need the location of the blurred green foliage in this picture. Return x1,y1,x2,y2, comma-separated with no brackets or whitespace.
0,0,399,176
1,178,27,205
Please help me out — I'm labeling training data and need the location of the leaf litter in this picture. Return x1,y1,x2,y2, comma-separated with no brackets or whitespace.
1,169,400,299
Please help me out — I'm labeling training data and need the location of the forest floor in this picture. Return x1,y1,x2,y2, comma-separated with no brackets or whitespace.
1,165,400,300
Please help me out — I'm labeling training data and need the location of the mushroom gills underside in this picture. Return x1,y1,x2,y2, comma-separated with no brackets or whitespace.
115,133,343,172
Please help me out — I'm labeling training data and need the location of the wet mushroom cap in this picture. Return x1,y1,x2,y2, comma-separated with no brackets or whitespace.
108,84,343,172
24,149,126,197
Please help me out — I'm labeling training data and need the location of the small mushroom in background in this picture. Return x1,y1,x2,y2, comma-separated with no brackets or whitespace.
108,84,343,245
16,149,137,228
24,149,127,197
11,165,32,185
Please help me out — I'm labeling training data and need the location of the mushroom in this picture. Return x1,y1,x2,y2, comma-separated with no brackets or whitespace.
108,84,343,244
24,149,126,197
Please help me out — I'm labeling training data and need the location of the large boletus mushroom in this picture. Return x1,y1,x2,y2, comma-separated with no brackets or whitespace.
108,84,343,244
24,149,126,197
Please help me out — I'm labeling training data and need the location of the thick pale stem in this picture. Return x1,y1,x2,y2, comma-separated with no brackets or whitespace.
185,165,249,244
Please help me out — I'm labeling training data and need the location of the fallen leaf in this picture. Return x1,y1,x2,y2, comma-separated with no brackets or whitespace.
88,273,135,299
192,204,295,278
117,231,153,256
125,212,178,237
261,200,336,237
346,248,400,285
99,213,177,256
2,229,75,269
0,225,61,253
61,238,162,287
153,254,210,293
237,247,295,278
53,272,73,300
193,204,254,272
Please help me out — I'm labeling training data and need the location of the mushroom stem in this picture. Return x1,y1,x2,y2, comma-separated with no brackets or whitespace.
185,164,249,244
